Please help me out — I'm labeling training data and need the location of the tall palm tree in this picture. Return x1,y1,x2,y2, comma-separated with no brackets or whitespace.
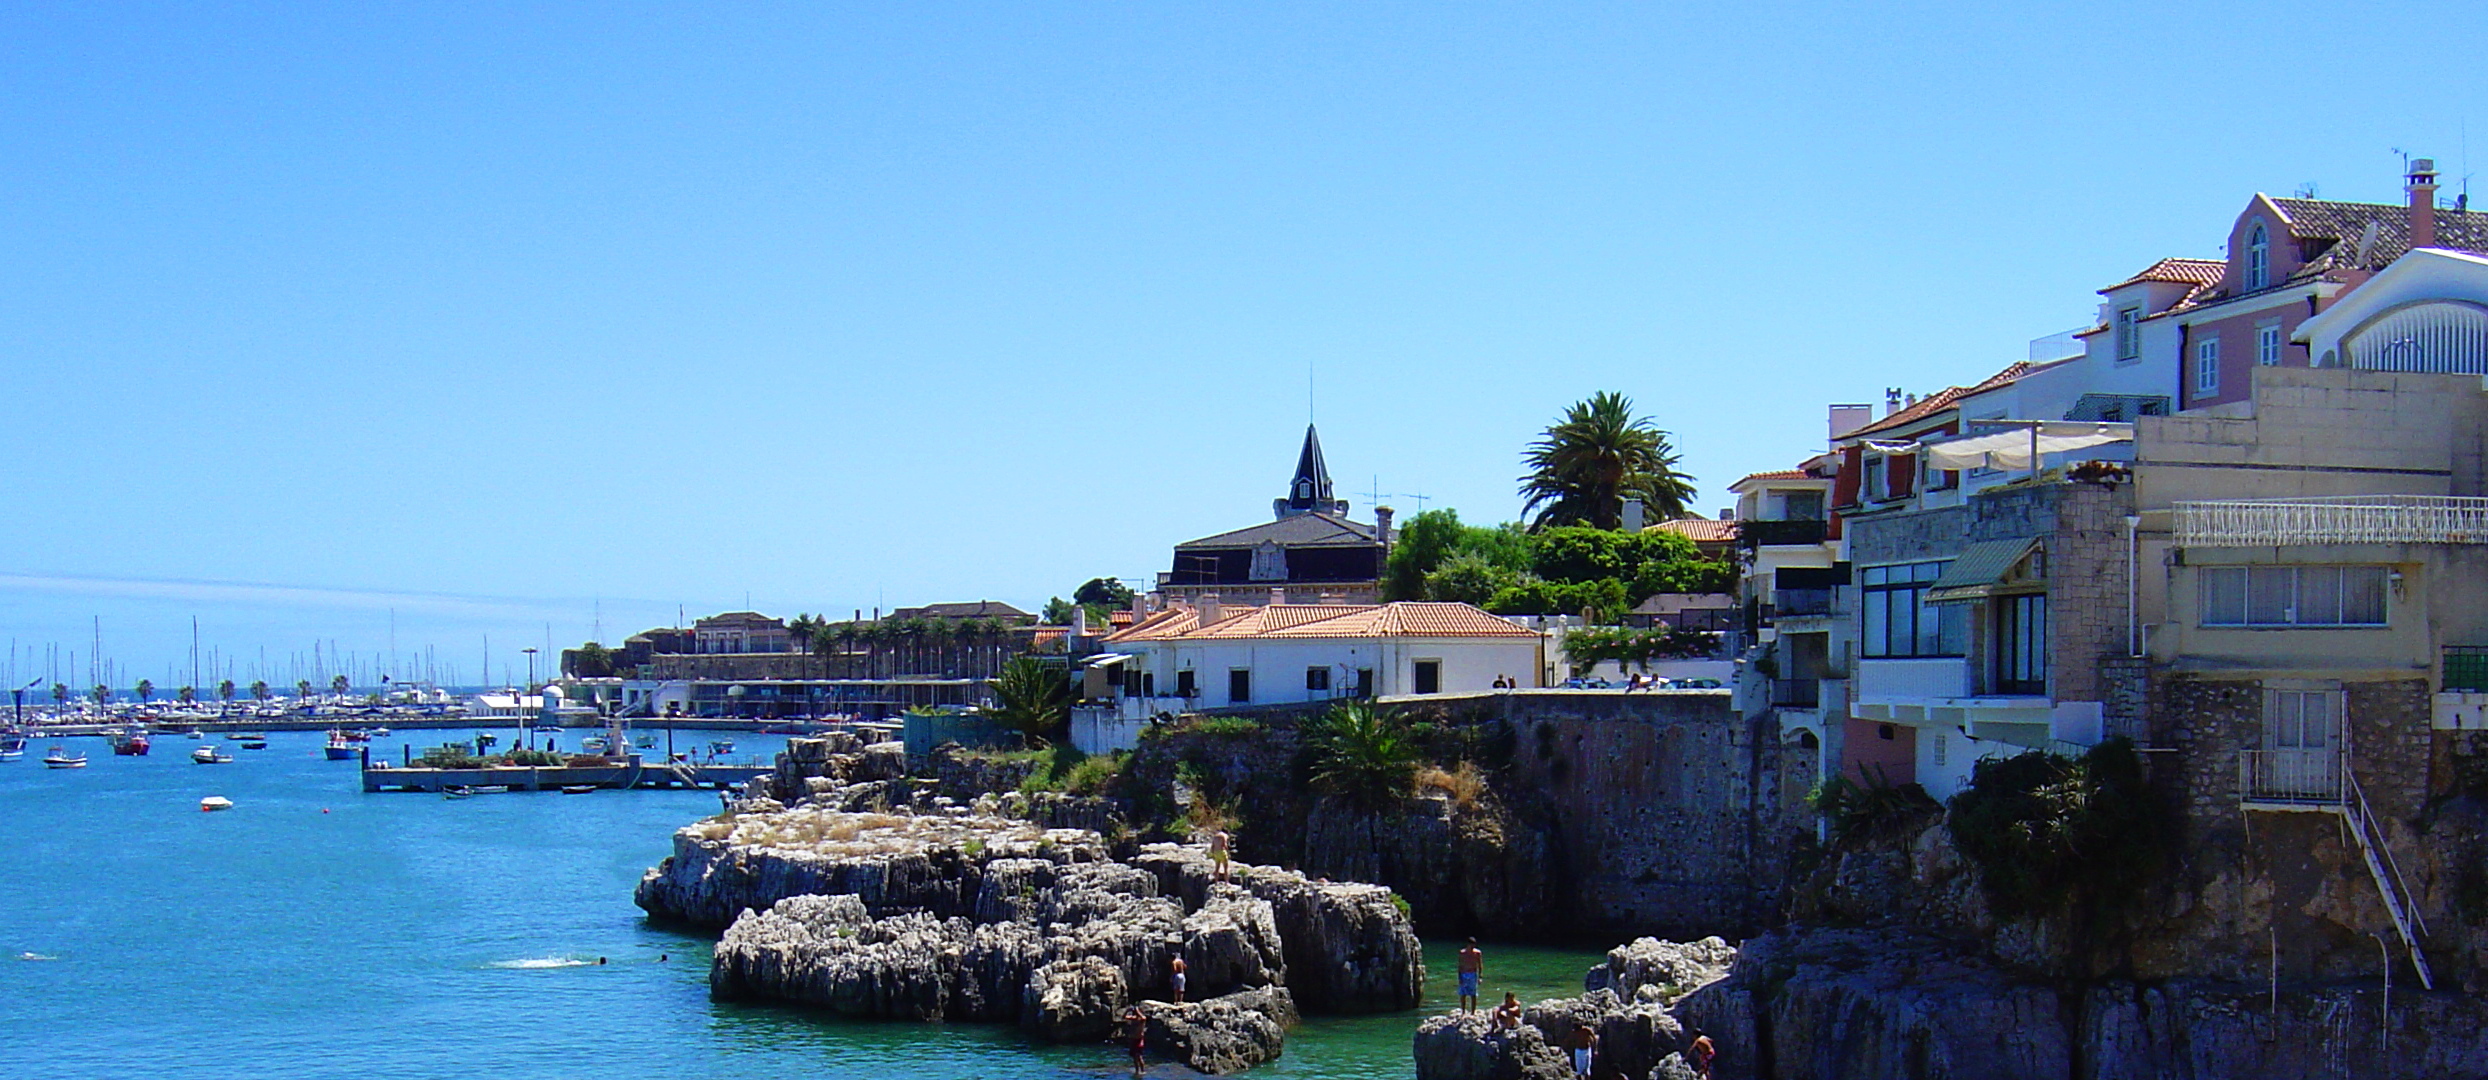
251,680,271,703
135,679,153,703
1518,391,1696,530
216,679,235,716
178,685,196,706
296,679,313,702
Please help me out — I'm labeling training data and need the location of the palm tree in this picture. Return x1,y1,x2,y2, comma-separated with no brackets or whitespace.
178,685,196,706
251,680,271,704
51,683,67,712
296,679,313,702
135,679,154,703
331,674,350,698
91,684,110,707
986,656,1071,748
217,679,235,717
1518,391,1696,530
1302,700,1420,809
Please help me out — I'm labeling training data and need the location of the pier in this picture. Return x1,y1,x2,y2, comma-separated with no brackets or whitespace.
359,749,771,793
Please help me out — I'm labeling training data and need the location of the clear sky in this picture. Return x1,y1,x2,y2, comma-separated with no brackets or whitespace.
5,2,2485,689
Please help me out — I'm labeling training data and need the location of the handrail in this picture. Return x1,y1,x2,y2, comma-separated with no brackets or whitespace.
2177,495,2488,547
2343,770,2434,990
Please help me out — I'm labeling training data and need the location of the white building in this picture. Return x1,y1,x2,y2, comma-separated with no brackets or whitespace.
1070,600,1544,753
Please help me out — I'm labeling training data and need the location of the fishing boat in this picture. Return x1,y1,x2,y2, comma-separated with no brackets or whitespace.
709,739,736,754
470,784,510,794
560,784,596,795
199,796,233,812
238,736,267,750
192,746,232,764
364,727,390,737
185,729,204,739
580,735,609,754
324,732,359,760
442,785,473,799
42,748,87,768
110,730,151,756
0,734,26,761
634,734,655,749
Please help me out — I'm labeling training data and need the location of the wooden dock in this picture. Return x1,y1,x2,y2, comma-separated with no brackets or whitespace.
360,749,770,793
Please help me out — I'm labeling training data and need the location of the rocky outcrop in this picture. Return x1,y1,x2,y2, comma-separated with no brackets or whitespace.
1145,986,1300,1074
1300,791,1557,936
1133,842,1424,1013
1413,1012,1570,1080
660,805,1426,1071
1584,935,1738,1002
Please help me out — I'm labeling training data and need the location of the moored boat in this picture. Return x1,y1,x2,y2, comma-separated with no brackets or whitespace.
559,784,596,794
324,732,358,760
42,747,86,768
709,739,735,754
109,730,151,756
192,746,232,764
199,796,233,812
238,736,267,750
441,785,473,799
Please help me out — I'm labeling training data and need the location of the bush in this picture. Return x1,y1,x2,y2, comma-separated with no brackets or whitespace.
1422,553,1524,606
1808,771,1939,846
1946,739,2171,925
1186,716,1263,738
1415,761,1488,808
1564,625,1722,667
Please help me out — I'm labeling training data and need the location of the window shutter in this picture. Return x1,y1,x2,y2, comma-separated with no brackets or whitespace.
1832,445,1864,508
1887,453,1917,498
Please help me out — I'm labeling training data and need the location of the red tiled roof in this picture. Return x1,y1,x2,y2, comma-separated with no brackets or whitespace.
2106,257,2225,291
1105,602,1533,643
1845,361,2032,440
1736,469,1814,484
1646,517,1737,543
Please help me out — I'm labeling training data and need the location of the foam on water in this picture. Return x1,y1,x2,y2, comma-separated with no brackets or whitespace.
487,957,594,969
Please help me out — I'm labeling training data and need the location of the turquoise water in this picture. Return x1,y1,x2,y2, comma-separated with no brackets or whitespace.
0,731,1601,1077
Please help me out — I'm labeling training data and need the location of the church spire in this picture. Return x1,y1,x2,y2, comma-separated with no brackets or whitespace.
1275,423,1348,519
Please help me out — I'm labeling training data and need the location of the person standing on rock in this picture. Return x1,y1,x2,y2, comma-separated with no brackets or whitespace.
1121,1006,1148,1076
1456,938,1483,1013
1209,828,1231,883
1566,1022,1597,1078
1689,1030,1715,1079
1170,955,1188,1003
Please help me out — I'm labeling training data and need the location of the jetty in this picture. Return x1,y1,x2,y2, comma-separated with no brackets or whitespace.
359,746,770,793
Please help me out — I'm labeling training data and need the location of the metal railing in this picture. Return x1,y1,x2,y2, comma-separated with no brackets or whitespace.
2176,495,2488,547
2445,645,2488,693
2238,749,2345,803
1768,589,1839,617
1737,519,1830,548
1769,678,1821,709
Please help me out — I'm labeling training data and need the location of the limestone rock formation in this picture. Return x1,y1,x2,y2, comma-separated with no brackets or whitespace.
1583,935,1737,1002
1134,842,1424,1012
1412,1012,1571,1080
1143,986,1300,1074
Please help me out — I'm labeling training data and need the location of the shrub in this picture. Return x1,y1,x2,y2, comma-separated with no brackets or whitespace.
1416,761,1488,809
1059,751,1126,796
1808,770,1939,846
1302,701,1420,809
1187,716,1263,738
1946,739,2172,926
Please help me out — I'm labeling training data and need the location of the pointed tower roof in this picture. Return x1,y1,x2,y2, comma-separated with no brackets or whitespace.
1275,423,1349,519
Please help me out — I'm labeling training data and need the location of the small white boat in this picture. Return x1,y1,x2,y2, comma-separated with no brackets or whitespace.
192,747,232,765
199,796,233,812
560,784,596,795
42,748,87,768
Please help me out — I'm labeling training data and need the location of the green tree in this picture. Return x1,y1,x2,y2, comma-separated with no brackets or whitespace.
987,656,1071,748
1301,701,1420,810
569,641,616,679
1422,553,1525,606
252,680,271,703
135,679,153,703
216,679,235,713
91,683,109,706
177,685,196,705
51,682,68,708
331,674,350,696
1518,392,1696,530
1041,597,1078,625
296,679,313,701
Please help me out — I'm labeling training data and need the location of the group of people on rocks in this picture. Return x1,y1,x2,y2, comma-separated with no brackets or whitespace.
1458,937,1714,1079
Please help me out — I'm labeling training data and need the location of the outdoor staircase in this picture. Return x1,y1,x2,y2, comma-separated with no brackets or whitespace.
2343,774,2434,991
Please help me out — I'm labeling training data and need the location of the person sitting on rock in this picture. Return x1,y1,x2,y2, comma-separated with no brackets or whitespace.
1689,1029,1716,1079
1491,992,1522,1031
1170,955,1188,1003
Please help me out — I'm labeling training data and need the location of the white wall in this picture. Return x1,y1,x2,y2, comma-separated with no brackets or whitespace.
1855,658,1971,700
1126,636,1542,707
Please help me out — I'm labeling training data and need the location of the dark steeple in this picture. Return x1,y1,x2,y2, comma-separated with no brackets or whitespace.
1274,423,1349,519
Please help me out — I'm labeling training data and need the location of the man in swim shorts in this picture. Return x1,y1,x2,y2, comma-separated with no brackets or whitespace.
1457,937,1483,1013
1566,1021,1597,1077
1209,828,1231,883
1170,955,1188,1003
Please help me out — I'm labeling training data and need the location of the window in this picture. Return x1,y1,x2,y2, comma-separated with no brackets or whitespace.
2256,323,2283,367
1356,668,1375,697
2199,566,2389,626
1413,660,1441,695
2115,307,2142,361
2246,222,2269,290
1305,666,1331,692
2265,688,2336,749
1995,593,2048,694
1860,561,1967,658
1780,490,1825,521
1863,457,1886,501
2195,336,2221,397
1227,669,1251,704
1176,669,1197,698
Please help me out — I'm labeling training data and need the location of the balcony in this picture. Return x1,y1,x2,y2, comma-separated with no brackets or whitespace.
2239,749,2344,806
1768,588,1839,618
1738,519,1829,548
1769,678,1821,708
2176,495,2488,547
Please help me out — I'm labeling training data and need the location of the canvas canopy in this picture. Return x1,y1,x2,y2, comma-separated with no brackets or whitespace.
1922,422,2132,472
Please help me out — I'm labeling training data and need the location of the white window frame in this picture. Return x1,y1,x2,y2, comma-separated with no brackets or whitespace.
2246,222,2269,290
2115,307,2142,361
2199,565,2389,627
2195,336,2221,397
2257,322,2283,367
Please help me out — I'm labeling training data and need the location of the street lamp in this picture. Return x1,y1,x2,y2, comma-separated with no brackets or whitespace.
11,678,39,730
521,647,539,748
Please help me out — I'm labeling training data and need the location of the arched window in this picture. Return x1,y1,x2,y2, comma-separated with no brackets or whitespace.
2245,222,2269,290
2345,301,2488,373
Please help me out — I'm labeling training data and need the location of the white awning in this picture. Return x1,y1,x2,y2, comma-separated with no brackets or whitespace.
1081,653,1134,668
1922,423,2133,472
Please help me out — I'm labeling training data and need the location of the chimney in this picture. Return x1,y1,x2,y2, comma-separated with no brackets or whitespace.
1718,507,1733,520
1197,594,1221,626
1884,388,1905,416
1072,606,1090,637
2410,158,2440,250
1374,506,1395,549
1621,498,1646,532
1270,586,1287,607
1828,403,1874,440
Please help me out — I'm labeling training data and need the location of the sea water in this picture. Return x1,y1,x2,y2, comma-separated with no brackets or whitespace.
0,730,1602,1078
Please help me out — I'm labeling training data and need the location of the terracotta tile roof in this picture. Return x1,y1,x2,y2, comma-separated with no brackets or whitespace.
1105,602,1534,642
1646,517,1738,543
1736,469,1814,484
2107,257,2226,290
1845,361,2031,439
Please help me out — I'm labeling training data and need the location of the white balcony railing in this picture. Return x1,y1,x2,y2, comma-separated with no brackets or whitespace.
2239,749,2344,804
2175,495,2488,547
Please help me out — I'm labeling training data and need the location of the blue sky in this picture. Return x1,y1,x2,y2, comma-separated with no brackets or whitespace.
4,2,2485,688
